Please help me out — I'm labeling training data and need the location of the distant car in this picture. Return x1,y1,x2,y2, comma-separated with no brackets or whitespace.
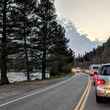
76,67,81,73
95,64,110,103
89,64,100,85
89,64,100,76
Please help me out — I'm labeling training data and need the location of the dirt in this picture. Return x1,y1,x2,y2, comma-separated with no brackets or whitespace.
0,80,49,100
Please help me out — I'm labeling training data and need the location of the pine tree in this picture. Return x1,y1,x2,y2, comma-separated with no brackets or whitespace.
0,0,16,84
13,0,37,80
29,15,43,72
48,24,74,75
36,0,56,79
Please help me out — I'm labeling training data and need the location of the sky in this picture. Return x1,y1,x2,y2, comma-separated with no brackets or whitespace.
55,0,110,42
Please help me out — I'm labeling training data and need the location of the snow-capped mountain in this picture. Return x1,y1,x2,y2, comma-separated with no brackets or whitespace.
57,17,98,56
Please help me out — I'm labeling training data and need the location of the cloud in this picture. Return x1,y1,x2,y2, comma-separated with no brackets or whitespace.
55,0,110,42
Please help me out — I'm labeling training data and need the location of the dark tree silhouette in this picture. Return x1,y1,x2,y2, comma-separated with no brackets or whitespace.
36,0,56,79
14,0,37,80
0,0,15,84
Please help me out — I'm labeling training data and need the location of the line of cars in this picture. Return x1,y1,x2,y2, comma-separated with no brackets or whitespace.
90,64,110,103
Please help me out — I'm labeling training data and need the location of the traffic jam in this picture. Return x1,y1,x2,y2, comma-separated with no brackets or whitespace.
90,64,110,103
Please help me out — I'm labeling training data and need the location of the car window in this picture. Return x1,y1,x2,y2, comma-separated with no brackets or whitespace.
97,66,102,75
93,67,99,70
101,66,110,75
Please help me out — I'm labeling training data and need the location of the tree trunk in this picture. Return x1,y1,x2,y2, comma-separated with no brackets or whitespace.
22,4,30,81
42,23,47,80
1,0,9,85
42,44,46,80
23,29,30,81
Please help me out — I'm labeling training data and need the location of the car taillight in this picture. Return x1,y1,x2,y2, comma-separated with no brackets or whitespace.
96,79,105,85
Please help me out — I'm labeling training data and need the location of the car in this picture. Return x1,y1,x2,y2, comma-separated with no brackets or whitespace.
89,64,100,85
76,67,81,73
95,63,110,103
89,64,100,76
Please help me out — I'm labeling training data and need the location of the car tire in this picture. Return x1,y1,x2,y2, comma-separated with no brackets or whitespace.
96,95,102,103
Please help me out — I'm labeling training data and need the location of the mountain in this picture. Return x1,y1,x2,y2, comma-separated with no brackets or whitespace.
57,17,98,56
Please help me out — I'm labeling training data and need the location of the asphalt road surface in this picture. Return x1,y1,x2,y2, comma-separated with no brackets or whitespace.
0,74,88,110
85,84,110,110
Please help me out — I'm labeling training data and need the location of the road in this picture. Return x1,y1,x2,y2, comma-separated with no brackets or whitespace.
85,83,110,110
0,74,88,110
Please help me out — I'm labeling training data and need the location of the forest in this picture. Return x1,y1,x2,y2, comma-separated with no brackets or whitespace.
76,37,110,68
0,0,74,84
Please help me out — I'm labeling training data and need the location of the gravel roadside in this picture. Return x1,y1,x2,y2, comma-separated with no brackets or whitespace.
0,77,67,101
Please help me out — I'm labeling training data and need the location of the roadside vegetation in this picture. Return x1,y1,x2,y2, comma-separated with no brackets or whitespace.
0,0,74,85
76,37,110,68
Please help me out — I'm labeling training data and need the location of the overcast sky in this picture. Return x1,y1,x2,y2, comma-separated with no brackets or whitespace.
55,0,110,42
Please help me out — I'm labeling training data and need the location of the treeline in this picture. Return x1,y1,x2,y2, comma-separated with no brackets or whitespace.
76,37,110,68
0,0,74,84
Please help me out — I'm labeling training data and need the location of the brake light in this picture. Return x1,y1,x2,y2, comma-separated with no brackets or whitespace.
96,79,105,85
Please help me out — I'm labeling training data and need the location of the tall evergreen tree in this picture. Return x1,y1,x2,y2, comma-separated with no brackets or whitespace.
13,0,37,80
48,24,74,75
29,15,43,71
0,0,16,84
36,0,56,79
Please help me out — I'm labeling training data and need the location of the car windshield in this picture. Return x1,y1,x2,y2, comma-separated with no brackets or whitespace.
101,66,110,75
93,67,99,70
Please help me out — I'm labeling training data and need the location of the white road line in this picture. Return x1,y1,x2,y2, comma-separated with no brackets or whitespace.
0,75,77,108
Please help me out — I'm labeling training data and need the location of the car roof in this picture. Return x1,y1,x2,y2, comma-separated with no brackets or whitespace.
90,64,101,67
101,63,110,66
